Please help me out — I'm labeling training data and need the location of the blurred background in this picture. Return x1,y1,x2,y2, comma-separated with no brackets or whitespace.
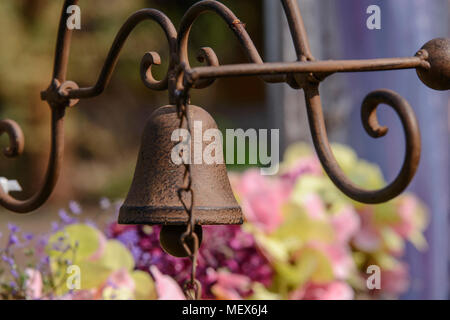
0,0,448,299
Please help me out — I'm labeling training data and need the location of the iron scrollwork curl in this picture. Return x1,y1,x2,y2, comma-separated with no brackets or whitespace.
1,0,448,213
177,0,286,86
304,85,421,204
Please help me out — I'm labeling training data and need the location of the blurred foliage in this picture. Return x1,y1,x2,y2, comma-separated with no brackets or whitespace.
0,0,264,205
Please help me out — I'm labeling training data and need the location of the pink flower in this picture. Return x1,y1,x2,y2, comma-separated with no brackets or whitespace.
331,206,361,243
61,290,95,300
95,268,136,299
150,266,185,300
380,263,409,295
208,269,251,300
301,194,327,220
353,208,380,252
241,192,284,234
106,268,135,292
25,268,43,300
88,231,107,261
281,157,322,187
324,245,355,280
310,243,355,280
238,170,289,233
235,170,268,197
393,196,418,238
291,281,354,300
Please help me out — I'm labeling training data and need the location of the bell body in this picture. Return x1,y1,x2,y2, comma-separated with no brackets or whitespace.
119,105,243,226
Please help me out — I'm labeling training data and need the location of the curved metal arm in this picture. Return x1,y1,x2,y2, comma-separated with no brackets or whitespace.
1,0,446,213
304,85,421,204
177,0,286,86
0,107,66,213
66,9,177,99
0,0,77,213
0,120,24,158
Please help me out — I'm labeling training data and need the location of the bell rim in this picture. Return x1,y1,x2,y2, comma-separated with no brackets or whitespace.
118,205,243,225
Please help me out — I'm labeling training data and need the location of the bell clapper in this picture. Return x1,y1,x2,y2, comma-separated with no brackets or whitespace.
159,225,203,258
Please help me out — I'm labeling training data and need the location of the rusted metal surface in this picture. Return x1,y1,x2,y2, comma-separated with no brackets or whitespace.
280,0,314,62
118,105,243,226
304,86,421,203
184,56,427,80
159,225,203,258
416,38,450,91
1,0,449,214
0,0,76,213
0,120,24,158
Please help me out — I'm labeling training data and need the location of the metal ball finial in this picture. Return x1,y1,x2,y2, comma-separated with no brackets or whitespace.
416,38,450,91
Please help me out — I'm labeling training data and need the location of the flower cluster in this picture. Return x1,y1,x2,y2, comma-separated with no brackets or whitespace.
231,143,428,299
107,223,272,299
0,143,428,300
0,201,157,300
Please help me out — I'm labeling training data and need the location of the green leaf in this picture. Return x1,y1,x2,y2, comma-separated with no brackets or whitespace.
380,228,405,253
273,257,315,288
373,202,401,226
301,248,334,284
273,203,334,250
77,260,111,290
273,247,334,288
248,283,282,300
131,270,157,300
47,224,101,263
330,143,358,173
98,240,134,272
253,232,289,263
409,231,428,251
282,143,314,169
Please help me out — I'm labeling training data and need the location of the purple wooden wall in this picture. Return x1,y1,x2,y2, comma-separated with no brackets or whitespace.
336,0,449,299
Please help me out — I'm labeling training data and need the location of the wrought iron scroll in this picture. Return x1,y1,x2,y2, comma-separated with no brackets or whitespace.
1,0,448,212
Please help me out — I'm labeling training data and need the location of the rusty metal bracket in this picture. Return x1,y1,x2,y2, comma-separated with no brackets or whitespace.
1,0,449,213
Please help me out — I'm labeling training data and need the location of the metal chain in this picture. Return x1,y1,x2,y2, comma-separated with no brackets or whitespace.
175,84,202,300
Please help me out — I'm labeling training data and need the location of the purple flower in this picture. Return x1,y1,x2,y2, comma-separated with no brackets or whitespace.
58,209,77,224
116,229,139,247
107,223,273,299
23,232,34,241
2,254,14,266
7,223,19,233
85,219,97,228
39,256,50,267
38,236,49,248
130,246,143,261
10,269,19,279
69,201,82,215
8,234,19,246
51,221,60,232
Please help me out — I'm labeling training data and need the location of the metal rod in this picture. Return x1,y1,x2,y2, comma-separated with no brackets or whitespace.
177,0,285,84
1,0,447,214
280,0,314,61
186,56,425,80
53,0,79,82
